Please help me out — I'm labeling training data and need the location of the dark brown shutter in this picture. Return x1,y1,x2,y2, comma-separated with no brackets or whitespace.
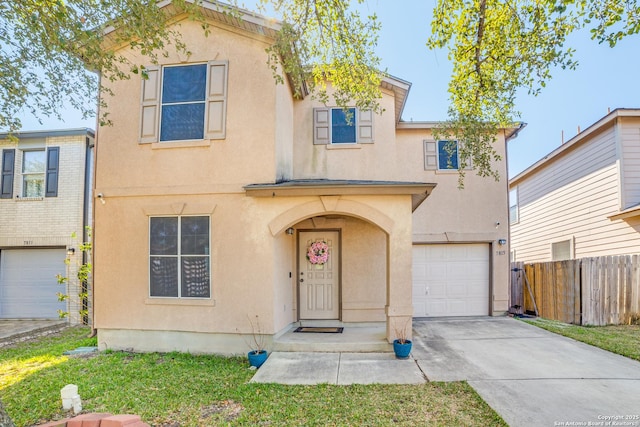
45,146,59,197
1,149,15,199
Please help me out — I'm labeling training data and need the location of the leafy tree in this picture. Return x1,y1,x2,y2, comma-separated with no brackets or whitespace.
1,0,638,181
0,0,206,131
0,0,381,132
260,0,383,113
428,0,640,182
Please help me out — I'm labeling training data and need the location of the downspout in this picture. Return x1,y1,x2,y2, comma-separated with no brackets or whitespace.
505,122,527,306
82,133,94,328
88,72,102,338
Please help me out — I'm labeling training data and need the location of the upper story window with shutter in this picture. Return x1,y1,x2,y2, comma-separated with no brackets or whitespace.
437,140,459,170
139,61,228,143
424,140,468,171
0,147,59,199
22,149,46,197
313,107,374,145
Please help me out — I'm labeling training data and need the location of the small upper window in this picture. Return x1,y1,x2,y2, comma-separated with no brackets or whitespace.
437,140,459,170
551,239,571,261
331,108,357,143
22,150,46,197
313,107,373,145
509,188,519,224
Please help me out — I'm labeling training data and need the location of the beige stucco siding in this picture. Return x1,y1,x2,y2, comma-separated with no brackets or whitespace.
292,89,398,180
93,6,512,352
94,192,409,353
275,79,295,182
510,122,640,262
394,128,511,314
619,117,640,209
97,18,279,193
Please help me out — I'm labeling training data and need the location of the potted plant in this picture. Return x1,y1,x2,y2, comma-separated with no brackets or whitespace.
392,320,412,359
244,315,268,368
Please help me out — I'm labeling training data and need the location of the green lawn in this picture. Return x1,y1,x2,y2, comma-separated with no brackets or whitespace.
523,318,640,361
1,327,506,426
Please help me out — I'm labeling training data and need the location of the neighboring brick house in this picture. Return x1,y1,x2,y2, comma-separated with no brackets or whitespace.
92,0,517,354
0,129,94,324
510,108,640,262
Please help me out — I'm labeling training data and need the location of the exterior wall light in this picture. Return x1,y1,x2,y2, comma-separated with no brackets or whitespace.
286,228,294,235
498,239,507,246
67,248,76,256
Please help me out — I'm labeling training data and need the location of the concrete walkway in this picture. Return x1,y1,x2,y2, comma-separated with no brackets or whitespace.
250,352,426,385
412,317,640,427
0,319,67,347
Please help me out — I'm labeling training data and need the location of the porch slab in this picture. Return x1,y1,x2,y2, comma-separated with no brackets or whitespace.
251,352,341,385
273,323,392,353
250,352,427,385
337,353,425,385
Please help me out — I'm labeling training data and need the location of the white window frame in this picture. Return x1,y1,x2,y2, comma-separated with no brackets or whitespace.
551,237,574,261
509,187,519,224
21,149,46,198
149,215,211,299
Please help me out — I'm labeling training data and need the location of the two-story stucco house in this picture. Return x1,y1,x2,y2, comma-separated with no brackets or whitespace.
510,108,640,263
0,128,94,323
93,1,515,354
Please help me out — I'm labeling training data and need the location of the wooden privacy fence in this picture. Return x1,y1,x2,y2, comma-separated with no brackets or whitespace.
510,255,640,325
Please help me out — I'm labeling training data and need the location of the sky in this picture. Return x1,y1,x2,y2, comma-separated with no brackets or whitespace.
14,1,640,178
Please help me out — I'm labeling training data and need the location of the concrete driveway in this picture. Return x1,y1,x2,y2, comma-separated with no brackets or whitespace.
412,317,640,427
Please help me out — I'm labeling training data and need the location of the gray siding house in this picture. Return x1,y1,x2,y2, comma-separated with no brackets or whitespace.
510,109,640,263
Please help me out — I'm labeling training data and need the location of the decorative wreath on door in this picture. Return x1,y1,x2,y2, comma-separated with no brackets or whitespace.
306,241,329,265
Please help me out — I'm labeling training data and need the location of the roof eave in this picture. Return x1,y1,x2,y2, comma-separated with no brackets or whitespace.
0,128,95,140
510,108,640,186
244,180,437,212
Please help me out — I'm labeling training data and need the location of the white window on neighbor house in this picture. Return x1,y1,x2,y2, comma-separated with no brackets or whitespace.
24,148,60,198
149,216,210,298
22,149,46,197
313,107,374,145
551,239,572,261
509,188,519,224
139,61,228,143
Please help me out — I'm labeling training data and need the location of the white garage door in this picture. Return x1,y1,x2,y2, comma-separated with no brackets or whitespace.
0,249,67,319
413,244,489,317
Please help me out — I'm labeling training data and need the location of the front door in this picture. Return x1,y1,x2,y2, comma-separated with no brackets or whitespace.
298,231,340,320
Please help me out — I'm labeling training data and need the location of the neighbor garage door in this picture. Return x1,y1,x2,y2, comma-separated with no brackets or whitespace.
412,244,489,317
0,248,67,318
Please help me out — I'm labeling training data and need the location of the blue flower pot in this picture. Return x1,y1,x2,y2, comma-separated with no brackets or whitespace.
393,339,412,359
248,350,268,368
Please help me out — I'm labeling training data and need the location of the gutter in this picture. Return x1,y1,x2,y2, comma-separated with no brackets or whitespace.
505,122,527,141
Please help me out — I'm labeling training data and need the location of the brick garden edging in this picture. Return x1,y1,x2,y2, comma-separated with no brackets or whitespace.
35,413,150,427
